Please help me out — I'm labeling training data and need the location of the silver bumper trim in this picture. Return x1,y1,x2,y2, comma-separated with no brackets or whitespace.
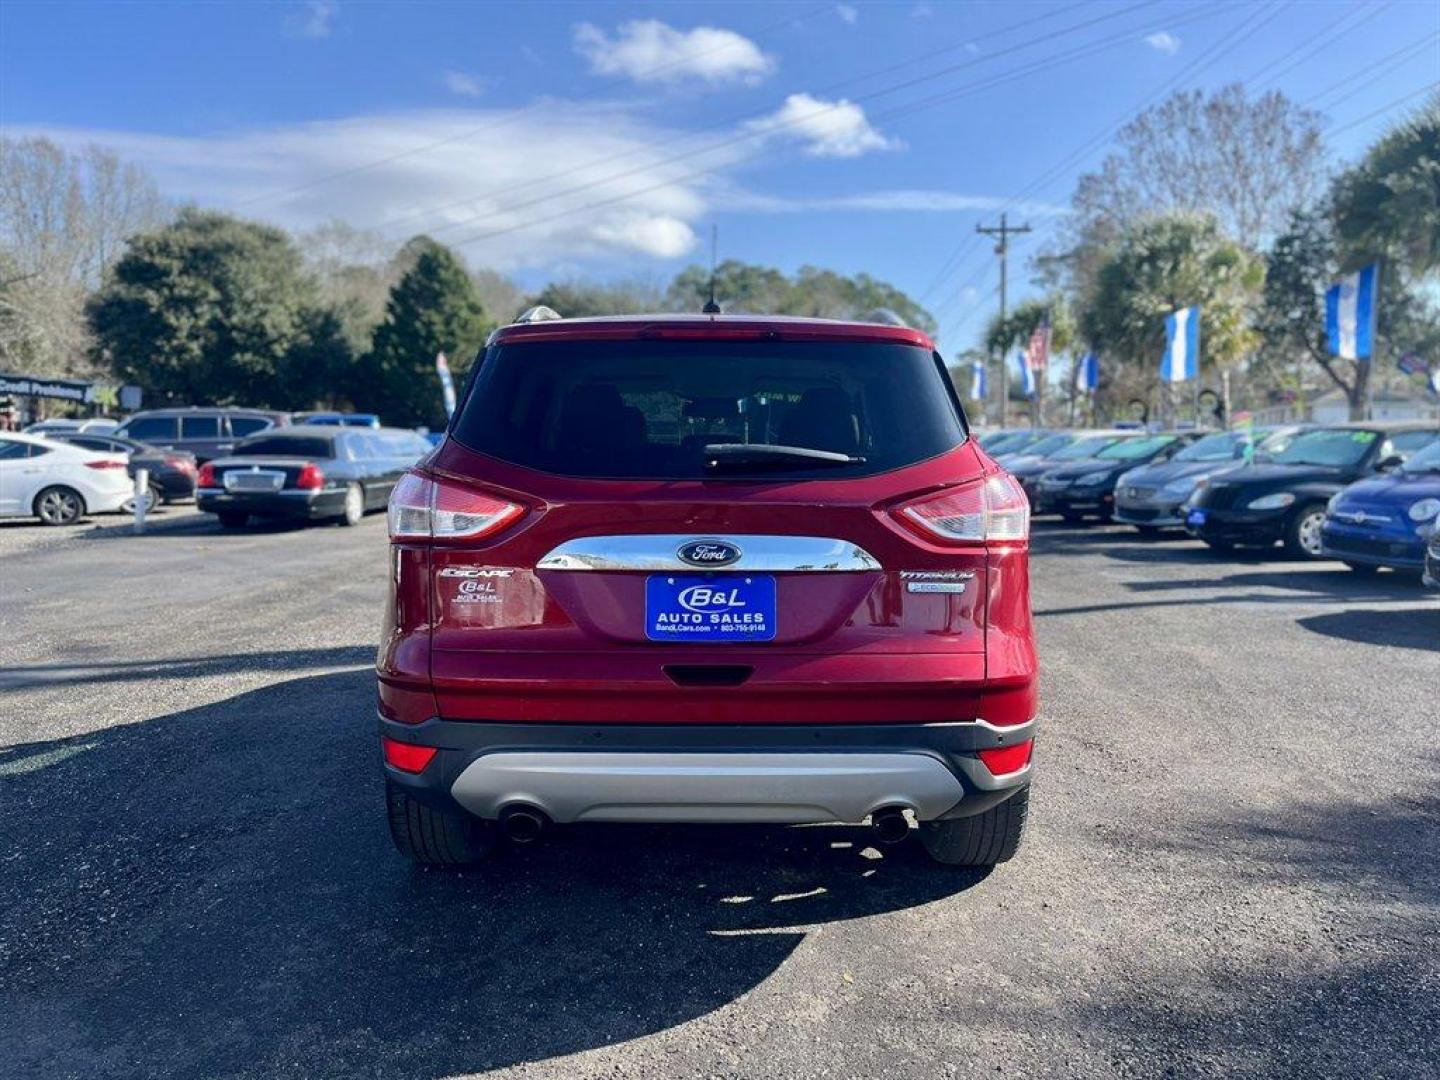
449,750,966,824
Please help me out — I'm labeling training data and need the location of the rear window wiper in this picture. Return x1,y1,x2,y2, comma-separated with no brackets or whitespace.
702,443,866,470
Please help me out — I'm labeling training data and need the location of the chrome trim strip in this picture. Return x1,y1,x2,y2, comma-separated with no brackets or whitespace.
536,534,882,572
449,751,965,823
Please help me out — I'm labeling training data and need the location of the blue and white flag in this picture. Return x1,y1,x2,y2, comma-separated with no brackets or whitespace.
1015,350,1036,398
1160,306,1200,383
1078,351,1099,393
968,360,986,402
1326,263,1379,361
436,351,457,417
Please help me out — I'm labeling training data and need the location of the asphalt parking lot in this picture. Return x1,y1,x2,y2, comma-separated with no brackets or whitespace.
1,510,1437,1080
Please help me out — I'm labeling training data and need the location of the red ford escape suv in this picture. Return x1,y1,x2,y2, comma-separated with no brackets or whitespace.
377,312,1038,868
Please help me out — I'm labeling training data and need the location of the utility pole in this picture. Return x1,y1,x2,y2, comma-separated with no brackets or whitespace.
976,213,1030,426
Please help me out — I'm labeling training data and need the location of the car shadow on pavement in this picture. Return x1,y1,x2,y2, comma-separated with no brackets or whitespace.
0,646,377,690
1296,607,1440,651
1030,784,1440,1077
0,668,986,1080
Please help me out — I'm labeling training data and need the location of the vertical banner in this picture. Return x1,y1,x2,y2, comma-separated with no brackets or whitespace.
969,360,987,402
1078,352,1099,393
1325,263,1379,361
436,351,457,418
1015,350,1036,398
1160,307,1200,383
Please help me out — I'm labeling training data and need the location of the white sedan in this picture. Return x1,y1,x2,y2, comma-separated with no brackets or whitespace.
0,432,134,525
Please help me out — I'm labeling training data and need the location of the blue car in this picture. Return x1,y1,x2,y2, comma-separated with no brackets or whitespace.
1322,436,1440,574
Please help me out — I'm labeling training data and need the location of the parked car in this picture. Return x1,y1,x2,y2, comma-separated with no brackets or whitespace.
1185,422,1440,557
114,408,289,464
24,418,120,436
1008,430,1136,507
197,425,430,528
1423,531,1440,589
994,429,1078,469
292,411,382,428
0,432,132,525
1035,432,1197,522
1113,425,1311,533
983,428,1053,458
1320,436,1440,574
378,313,1037,868
49,432,198,507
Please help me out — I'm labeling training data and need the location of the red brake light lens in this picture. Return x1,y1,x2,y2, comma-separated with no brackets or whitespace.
387,471,524,541
978,739,1033,777
295,462,325,489
381,736,437,774
897,473,1029,544
197,463,216,487
84,459,127,470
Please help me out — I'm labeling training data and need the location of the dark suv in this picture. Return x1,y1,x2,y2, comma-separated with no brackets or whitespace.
377,314,1038,869
115,408,289,463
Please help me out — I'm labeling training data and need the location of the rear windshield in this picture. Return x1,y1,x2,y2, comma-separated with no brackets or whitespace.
237,436,334,458
451,338,967,479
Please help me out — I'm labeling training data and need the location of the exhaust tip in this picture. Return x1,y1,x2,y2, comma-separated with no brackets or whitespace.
499,805,548,843
871,807,912,845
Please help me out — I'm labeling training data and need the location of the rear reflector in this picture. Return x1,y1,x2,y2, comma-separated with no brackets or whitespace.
978,739,1033,777
897,472,1029,544
387,471,524,541
381,737,437,773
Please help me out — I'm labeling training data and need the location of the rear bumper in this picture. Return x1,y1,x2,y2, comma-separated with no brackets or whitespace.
197,487,343,520
379,716,1035,824
1037,489,1111,516
1113,497,1187,527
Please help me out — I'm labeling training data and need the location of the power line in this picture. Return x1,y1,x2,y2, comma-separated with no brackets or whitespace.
1247,1,1387,91
418,0,1164,246
440,2,1228,252
1301,31,1438,110
1327,79,1439,137
1309,34,1440,114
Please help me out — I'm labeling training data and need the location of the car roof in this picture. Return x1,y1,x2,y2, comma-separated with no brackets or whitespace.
126,407,283,417
490,313,935,350
1322,420,1440,432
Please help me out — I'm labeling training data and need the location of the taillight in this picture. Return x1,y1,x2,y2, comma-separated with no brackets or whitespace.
896,472,1030,544
164,455,195,472
84,459,127,470
295,462,325,489
197,463,216,487
978,739,1033,777
387,471,524,541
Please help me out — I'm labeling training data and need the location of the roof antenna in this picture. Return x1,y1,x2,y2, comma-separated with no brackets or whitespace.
702,223,721,315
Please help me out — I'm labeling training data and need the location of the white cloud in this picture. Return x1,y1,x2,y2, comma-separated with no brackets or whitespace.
746,93,898,158
1144,31,1181,55
9,105,730,270
443,71,486,98
573,20,774,86
836,4,858,24
283,0,335,39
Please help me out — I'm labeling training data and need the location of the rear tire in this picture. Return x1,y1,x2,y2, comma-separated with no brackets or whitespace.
1284,503,1327,559
921,786,1029,866
339,482,364,526
385,780,494,865
216,510,248,529
33,485,85,526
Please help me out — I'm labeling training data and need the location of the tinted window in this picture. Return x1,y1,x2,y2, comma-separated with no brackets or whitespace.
1402,440,1440,473
237,436,335,458
1271,429,1378,467
229,416,272,437
1019,434,1075,457
1385,430,1439,458
453,339,966,479
0,439,27,460
1174,432,1244,462
181,416,220,438
124,416,178,440
27,444,55,457
1053,436,1125,461
1097,435,1178,461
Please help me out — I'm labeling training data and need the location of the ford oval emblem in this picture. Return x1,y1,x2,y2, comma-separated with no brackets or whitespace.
677,539,743,568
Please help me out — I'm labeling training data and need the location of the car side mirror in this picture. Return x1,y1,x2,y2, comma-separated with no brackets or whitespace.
1376,455,1404,473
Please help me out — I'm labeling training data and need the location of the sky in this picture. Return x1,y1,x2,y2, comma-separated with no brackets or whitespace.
2,0,1437,353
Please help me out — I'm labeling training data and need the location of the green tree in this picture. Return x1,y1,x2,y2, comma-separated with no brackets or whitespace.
363,236,491,428
86,209,342,407
531,278,662,318
1082,213,1263,420
983,297,1076,424
1332,94,1440,280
